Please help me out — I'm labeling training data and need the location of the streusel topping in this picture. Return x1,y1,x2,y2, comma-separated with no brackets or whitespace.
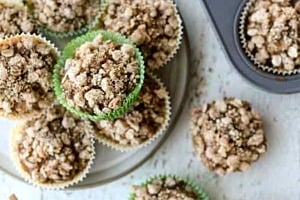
102,0,181,69
0,2,34,38
245,0,300,71
13,105,94,184
92,75,168,147
192,98,267,176
132,177,200,200
61,34,139,115
28,0,100,33
0,35,57,118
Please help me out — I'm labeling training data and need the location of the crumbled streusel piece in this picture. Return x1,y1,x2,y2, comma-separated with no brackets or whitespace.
191,98,267,176
0,35,57,118
13,104,94,184
245,0,300,71
92,75,169,147
28,0,100,33
132,177,200,200
61,34,139,115
0,2,34,38
8,194,18,200
102,0,181,69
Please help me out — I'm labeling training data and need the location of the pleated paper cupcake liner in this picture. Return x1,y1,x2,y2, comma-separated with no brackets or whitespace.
24,0,103,39
0,33,60,120
53,30,145,121
0,0,36,38
10,120,96,190
94,73,171,152
95,0,183,70
128,174,209,200
239,0,300,76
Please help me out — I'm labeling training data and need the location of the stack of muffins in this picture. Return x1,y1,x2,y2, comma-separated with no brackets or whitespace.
0,0,183,189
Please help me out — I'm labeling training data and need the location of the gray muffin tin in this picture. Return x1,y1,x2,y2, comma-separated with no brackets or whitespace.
201,0,300,94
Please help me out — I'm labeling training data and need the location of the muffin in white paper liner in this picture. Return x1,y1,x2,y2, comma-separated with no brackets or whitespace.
97,0,183,70
92,73,171,152
239,0,300,75
0,33,59,120
10,104,96,190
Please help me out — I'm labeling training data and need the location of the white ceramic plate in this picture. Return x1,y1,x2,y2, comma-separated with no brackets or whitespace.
0,1,190,188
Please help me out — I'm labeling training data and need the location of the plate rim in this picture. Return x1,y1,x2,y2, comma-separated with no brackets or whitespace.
0,19,192,190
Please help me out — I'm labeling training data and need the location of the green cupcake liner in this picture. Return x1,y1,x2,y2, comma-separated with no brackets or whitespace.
24,0,102,39
53,30,145,121
129,174,209,200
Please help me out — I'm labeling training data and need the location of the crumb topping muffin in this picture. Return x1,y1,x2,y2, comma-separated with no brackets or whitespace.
244,0,300,71
102,0,181,70
92,74,170,149
61,34,140,115
0,1,34,38
191,98,267,176
131,176,201,200
11,104,94,187
0,35,58,119
27,0,101,33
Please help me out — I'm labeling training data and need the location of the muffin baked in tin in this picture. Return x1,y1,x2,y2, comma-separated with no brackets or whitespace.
240,0,300,75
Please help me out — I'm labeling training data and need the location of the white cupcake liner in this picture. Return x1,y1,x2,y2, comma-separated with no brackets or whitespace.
162,0,184,69
0,33,60,120
10,120,96,190
96,0,183,70
239,0,300,76
26,0,103,39
0,0,36,38
94,73,172,152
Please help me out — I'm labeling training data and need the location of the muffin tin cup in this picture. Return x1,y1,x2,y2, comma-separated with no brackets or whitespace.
53,30,146,121
0,33,60,120
24,0,103,39
201,0,300,94
94,73,172,152
10,121,96,190
128,174,209,200
95,0,183,70
239,0,300,76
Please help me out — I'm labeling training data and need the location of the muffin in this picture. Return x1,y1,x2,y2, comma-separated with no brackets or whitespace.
26,0,101,37
10,104,95,189
54,30,145,120
241,0,300,74
92,74,171,151
191,98,267,176
0,1,35,38
129,175,209,200
100,0,182,70
0,34,58,119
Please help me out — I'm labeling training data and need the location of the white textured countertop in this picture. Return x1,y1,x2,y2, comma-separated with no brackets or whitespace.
1,0,299,199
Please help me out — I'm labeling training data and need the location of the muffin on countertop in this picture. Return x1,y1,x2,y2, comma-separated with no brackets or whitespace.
0,34,58,119
101,0,182,70
10,104,95,189
92,74,170,151
191,98,267,176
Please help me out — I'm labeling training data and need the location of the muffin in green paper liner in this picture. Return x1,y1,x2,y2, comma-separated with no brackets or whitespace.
25,0,102,38
53,30,145,121
129,174,209,200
